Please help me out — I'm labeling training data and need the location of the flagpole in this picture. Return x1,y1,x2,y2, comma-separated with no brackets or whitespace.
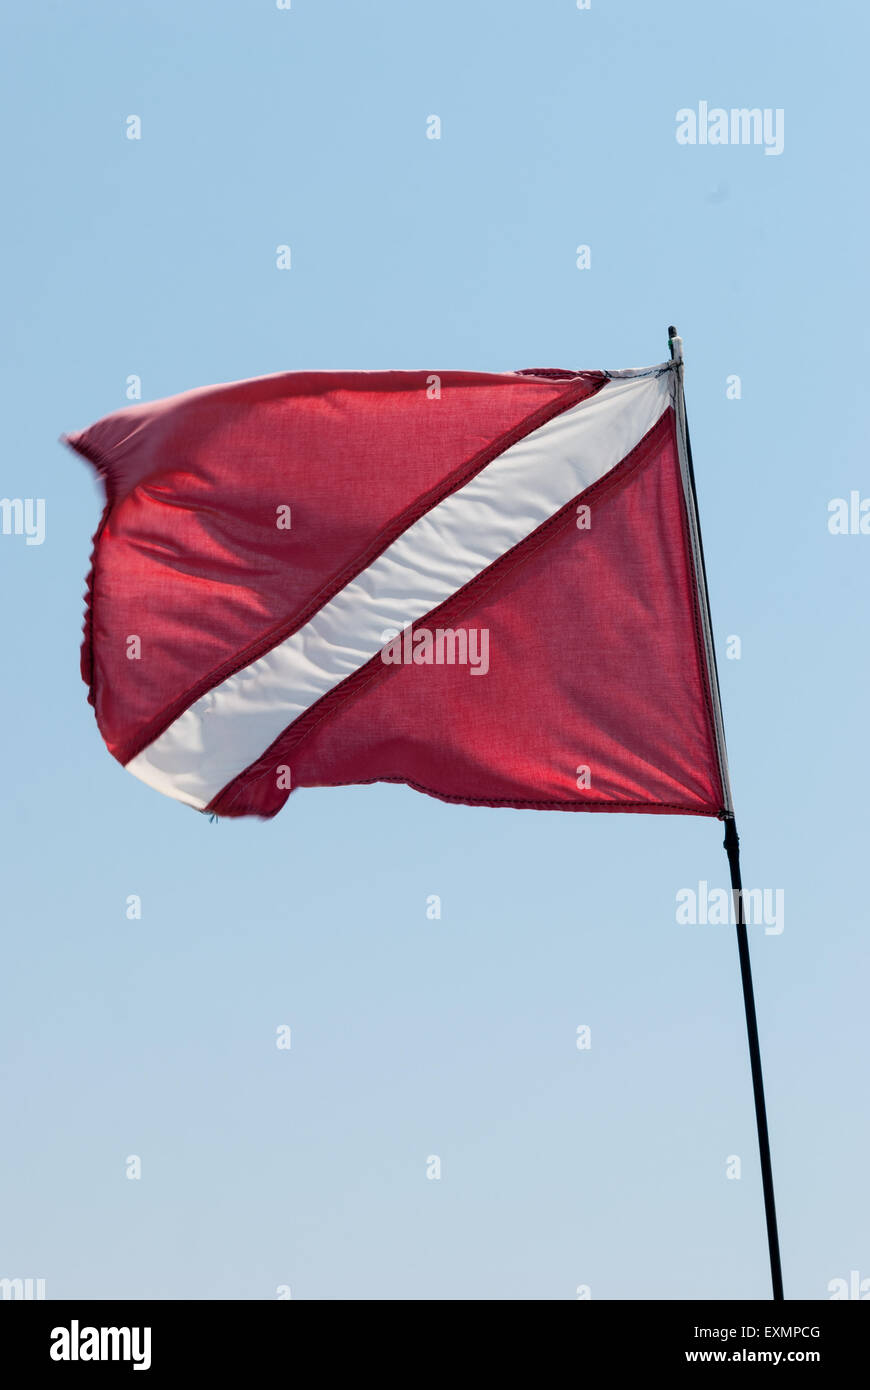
667,327,785,1302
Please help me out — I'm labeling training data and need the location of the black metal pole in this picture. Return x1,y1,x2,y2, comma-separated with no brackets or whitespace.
668,327,784,1301
723,816,785,1302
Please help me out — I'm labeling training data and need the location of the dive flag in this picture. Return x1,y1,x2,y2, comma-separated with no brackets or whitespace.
64,361,731,820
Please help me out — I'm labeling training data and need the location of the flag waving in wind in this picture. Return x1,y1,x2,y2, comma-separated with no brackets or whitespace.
64,342,789,1307
65,358,731,821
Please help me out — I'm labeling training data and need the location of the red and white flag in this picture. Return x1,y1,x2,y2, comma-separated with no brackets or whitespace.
65,361,731,820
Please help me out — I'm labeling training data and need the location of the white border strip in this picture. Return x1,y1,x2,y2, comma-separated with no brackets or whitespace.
127,369,672,809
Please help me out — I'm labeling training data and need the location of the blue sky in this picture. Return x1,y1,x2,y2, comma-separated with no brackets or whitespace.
1,0,868,1299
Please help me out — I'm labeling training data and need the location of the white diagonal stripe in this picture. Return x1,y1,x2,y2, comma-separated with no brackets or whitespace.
126,368,673,808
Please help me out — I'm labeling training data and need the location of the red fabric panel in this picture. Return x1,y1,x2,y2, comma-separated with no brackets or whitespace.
66,370,604,763
210,409,725,819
